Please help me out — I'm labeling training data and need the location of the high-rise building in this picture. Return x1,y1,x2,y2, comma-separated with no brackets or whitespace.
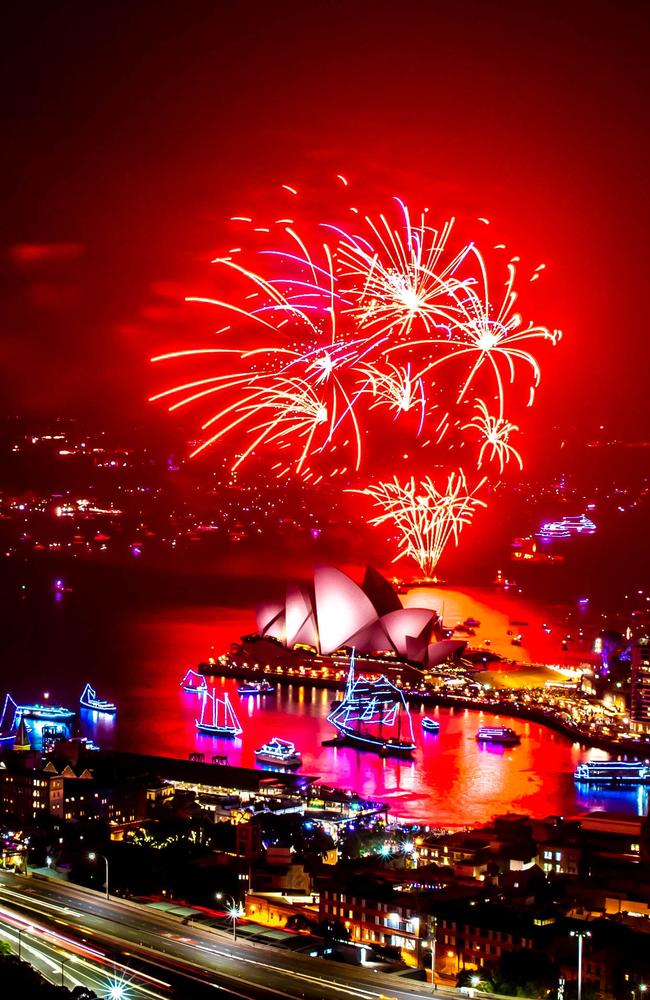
630,636,650,734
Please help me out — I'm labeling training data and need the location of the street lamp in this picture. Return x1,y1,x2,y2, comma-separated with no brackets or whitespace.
215,892,243,942
88,851,109,901
60,954,77,987
570,929,591,1000
17,924,33,961
428,916,437,990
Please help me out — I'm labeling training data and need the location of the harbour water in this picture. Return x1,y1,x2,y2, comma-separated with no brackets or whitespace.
2,564,647,824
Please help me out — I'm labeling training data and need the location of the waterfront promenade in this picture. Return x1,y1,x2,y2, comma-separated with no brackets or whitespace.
201,655,650,761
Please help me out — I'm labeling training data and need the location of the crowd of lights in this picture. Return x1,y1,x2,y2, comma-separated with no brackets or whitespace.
151,183,560,575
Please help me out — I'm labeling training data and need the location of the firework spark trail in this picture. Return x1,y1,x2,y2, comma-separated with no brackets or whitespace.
462,398,523,473
356,361,428,434
357,470,487,578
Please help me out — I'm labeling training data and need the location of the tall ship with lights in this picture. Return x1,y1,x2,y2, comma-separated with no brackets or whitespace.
196,690,242,737
325,652,416,757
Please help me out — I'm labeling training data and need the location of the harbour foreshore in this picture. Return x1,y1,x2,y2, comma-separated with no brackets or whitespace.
199,658,650,759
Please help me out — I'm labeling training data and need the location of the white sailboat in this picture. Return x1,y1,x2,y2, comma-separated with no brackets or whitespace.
196,690,242,736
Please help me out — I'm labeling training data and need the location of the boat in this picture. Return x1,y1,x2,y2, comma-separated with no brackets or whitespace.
18,702,75,721
79,683,117,714
421,717,440,733
237,680,275,696
574,760,650,785
196,690,242,736
537,522,571,539
476,726,520,746
254,737,302,768
325,652,416,756
563,514,597,533
537,514,597,540
180,669,208,694
0,694,20,743
464,617,481,628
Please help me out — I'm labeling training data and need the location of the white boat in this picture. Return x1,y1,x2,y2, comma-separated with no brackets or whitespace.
237,679,275,696
196,691,242,736
255,737,302,768
574,760,650,785
476,726,520,746
80,683,117,714
421,717,440,733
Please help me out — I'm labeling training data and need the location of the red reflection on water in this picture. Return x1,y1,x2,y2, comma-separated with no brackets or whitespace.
96,595,639,825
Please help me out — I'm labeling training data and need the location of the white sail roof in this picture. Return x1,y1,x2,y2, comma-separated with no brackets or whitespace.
313,565,378,655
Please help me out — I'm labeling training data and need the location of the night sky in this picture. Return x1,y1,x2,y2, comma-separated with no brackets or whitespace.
3,0,649,442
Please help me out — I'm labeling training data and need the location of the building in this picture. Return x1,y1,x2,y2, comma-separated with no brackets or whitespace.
320,881,426,958
254,564,464,667
630,636,650,733
0,758,64,820
435,901,558,977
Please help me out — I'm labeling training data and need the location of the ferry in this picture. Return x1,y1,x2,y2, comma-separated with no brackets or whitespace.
476,726,521,746
574,760,650,785
537,514,596,540
180,669,208,694
79,683,117,714
255,737,302,768
421,717,440,733
563,514,597,533
537,522,571,539
237,680,275,696
196,691,242,737
19,702,75,722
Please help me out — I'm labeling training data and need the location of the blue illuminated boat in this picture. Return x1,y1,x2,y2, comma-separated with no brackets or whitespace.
180,669,208,694
476,726,520,746
325,652,416,757
237,680,275,696
80,683,117,714
18,702,75,722
255,737,302,768
196,690,242,736
421,717,440,733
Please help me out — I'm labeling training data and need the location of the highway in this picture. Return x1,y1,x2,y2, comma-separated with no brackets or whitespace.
0,870,463,1000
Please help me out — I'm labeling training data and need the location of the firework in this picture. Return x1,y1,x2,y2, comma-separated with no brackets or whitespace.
358,470,487,579
387,254,560,412
150,184,559,569
462,398,522,473
334,199,472,339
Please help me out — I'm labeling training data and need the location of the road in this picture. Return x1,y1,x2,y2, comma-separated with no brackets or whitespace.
0,870,464,1000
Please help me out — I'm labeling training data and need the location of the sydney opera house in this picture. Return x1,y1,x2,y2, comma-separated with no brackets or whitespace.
254,565,466,669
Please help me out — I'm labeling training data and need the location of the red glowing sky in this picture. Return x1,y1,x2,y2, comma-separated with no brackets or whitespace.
3,0,650,442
